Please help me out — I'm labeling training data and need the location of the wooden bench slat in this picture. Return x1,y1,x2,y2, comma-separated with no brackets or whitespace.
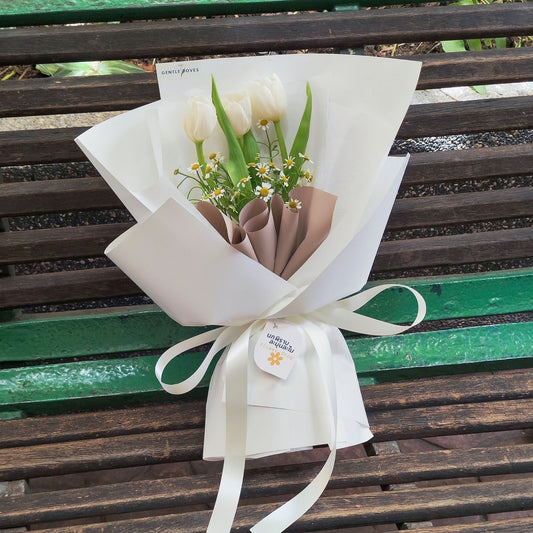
0,73,157,118
0,223,132,265
0,428,204,481
2,370,531,448
1,443,531,529
1,228,531,308
2,47,532,119
399,95,533,138
420,518,533,533
2,189,529,264
18,478,533,533
1,4,531,66
0,177,122,217
375,227,533,271
0,127,88,166
2,97,532,166
3,144,533,216
403,143,533,186
388,187,533,230
0,267,139,308
2,398,531,481
415,46,533,90
2,181,530,228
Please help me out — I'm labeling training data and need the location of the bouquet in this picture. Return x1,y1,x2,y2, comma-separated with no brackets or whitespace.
76,54,425,532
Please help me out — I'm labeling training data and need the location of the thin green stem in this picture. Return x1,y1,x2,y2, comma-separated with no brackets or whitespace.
195,141,206,170
274,120,288,162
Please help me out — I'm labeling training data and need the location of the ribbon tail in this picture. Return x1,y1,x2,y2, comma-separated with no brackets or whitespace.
251,320,338,532
207,324,253,533
314,283,426,337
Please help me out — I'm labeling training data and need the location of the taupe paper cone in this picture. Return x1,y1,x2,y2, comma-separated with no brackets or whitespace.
196,187,337,280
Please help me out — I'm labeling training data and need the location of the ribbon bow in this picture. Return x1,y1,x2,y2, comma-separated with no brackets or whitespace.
156,284,426,532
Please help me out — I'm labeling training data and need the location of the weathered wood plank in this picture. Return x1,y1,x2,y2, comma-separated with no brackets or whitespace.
12,479,532,532
2,189,529,264
2,144,532,217
0,267,139,309
0,428,204,481
1,4,531,65
2,97,532,165
1,444,531,529
375,227,533,271
0,223,132,265
3,179,531,226
403,144,533,186
399,96,533,138
1,370,531,448
414,47,533,90
387,188,533,230
421,518,533,533
1,228,531,308
1,398,531,480
0,177,122,217
2,48,532,119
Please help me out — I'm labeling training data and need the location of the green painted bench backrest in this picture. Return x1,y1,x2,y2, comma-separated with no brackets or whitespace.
2,269,532,417
0,0,439,26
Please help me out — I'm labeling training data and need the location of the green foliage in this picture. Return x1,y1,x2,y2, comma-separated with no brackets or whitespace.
36,60,144,77
439,0,526,94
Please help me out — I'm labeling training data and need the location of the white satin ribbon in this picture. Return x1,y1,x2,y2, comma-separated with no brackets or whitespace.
155,284,426,532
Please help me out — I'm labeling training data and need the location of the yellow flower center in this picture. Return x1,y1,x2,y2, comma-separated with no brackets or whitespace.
191,163,200,171
258,166,267,175
247,162,256,167
260,187,270,197
289,200,299,209
209,153,217,160
259,119,268,127
214,188,222,196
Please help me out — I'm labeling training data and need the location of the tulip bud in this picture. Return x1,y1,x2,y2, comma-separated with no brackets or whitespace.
223,93,252,138
247,73,287,122
183,96,217,143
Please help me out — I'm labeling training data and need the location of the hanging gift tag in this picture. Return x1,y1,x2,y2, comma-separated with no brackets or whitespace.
254,319,305,380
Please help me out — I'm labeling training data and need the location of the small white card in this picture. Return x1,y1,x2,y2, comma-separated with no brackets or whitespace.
254,320,305,380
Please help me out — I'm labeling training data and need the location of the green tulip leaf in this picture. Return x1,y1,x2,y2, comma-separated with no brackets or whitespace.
36,61,144,77
290,81,313,171
211,76,248,186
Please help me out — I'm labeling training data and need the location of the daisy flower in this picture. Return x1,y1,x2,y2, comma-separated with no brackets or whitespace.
211,187,225,200
255,182,273,202
279,172,289,187
255,162,270,179
284,156,295,169
238,176,251,188
188,162,201,173
298,152,314,164
285,198,302,212
257,118,270,130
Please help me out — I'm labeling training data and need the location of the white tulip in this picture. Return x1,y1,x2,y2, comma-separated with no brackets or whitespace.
183,96,217,143
223,93,252,138
247,73,287,122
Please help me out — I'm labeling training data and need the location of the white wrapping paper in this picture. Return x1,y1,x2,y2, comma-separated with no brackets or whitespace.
75,54,424,532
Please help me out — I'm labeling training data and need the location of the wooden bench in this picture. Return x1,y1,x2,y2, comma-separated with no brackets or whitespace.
1,1,532,531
